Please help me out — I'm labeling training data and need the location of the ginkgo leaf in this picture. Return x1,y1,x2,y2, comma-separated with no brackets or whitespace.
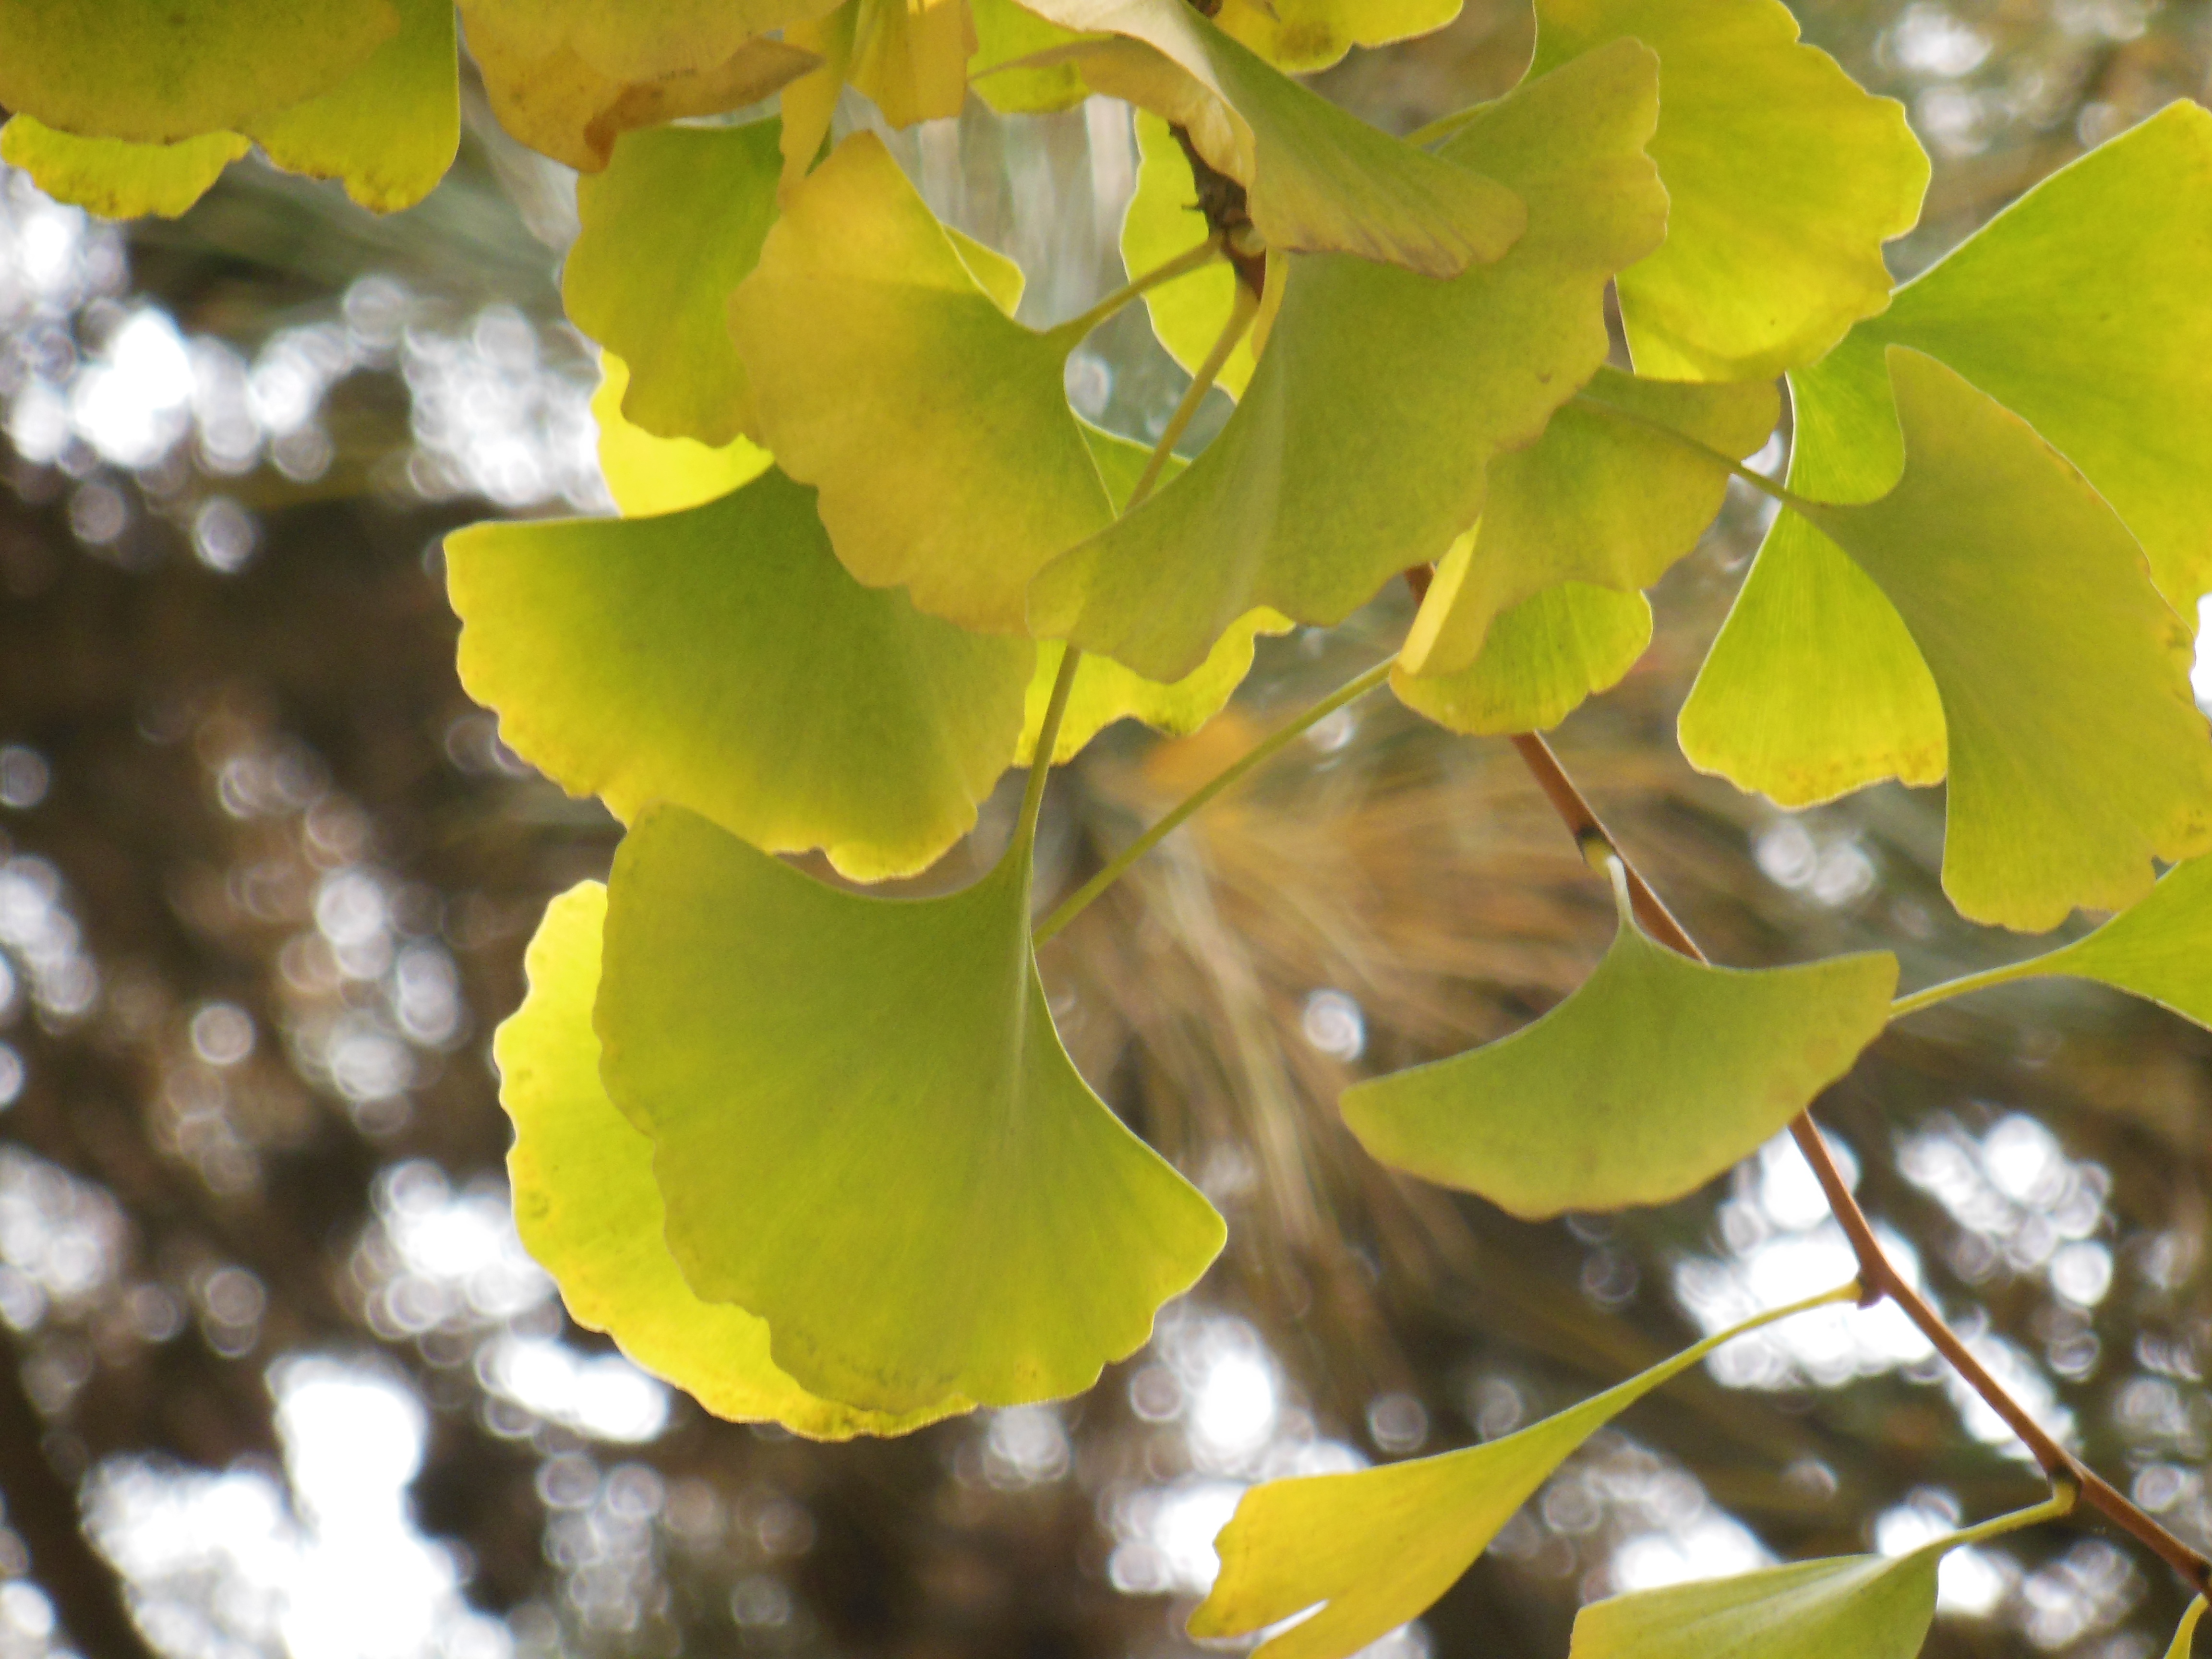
1522,0,1926,381
461,3,818,172
732,132,1117,634
1031,39,1665,683
1208,0,1458,72
970,0,1092,113
592,356,772,518
779,0,857,184
1190,1287,1851,1659
243,0,457,213
565,120,782,446
500,882,967,1435
1401,370,1778,678
597,804,1226,1413
1022,612,1290,765
1122,112,1261,400
445,468,1032,882
0,120,249,219
1020,0,1524,277
1391,583,1651,737
2018,856,2212,1029
1571,1550,1942,1659
1793,349,2212,931
1341,856,1894,1216
850,0,977,126
0,0,395,144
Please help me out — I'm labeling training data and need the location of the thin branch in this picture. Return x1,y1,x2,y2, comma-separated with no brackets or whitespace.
1504,725,2212,1594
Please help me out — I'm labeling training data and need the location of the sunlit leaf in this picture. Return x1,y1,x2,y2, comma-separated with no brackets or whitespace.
461,3,818,172
592,356,772,517
1391,583,1650,737
1022,612,1290,764
1121,111,1261,399
1523,0,1926,381
1022,0,1524,276
1031,40,1664,682
500,883,966,1435
1191,1299,1838,1659
970,0,1093,113
1401,370,1777,677
1341,857,1894,1216
1794,349,2212,930
1209,0,1458,72
0,120,249,219
1570,1550,1941,1659
733,132,1116,634
244,0,458,212
0,0,395,144
565,120,782,446
779,0,857,185
2020,856,2212,1030
850,0,977,125
446,469,1032,882
598,805,1226,1412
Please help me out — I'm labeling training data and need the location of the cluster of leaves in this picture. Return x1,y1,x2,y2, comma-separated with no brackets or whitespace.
24,0,2212,1653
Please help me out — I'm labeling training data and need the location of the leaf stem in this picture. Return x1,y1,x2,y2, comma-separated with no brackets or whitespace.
1126,278,1261,509
2167,1596,2208,1659
1035,658,1394,942
1504,727,2212,1595
1943,1481,2078,1553
1019,644,1084,854
1048,235,1226,349
1888,956,2050,1018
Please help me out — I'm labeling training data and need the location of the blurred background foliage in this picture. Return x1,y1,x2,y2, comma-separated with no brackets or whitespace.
1,3,2211,1657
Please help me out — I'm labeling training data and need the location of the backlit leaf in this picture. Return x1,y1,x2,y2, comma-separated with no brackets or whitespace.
1341,857,1895,1216
1401,369,1778,677
1190,1297,1842,1659
446,469,1032,882
1022,0,1525,276
1209,0,1459,72
779,0,857,184
2019,856,2212,1030
970,0,1093,113
1122,111,1260,399
566,120,782,446
0,0,395,144
1794,349,2212,930
1022,612,1290,765
598,805,1226,1412
850,0,977,126
592,356,772,517
1524,0,1926,381
0,120,248,219
500,883,965,1435
244,0,458,212
1391,583,1651,737
732,132,1116,634
1031,39,1664,682
1571,1550,1941,1659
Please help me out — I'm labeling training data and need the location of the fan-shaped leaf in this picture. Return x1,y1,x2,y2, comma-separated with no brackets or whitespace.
1401,370,1777,678
1341,857,1894,1215
1122,111,1262,400
1020,0,1524,276
592,356,772,517
970,0,1093,113
1392,583,1650,737
1031,39,1664,682
1793,349,2212,930
1523,0,1926,381
598,805,1226,1413
1571,1551,1941,1659
2012,856,2212,1029
850,0,977,125
0,0,395,144
1208,0,1459,72
1022,612,1290,764
446,469,1032,882
0,120,248,219
500,883,966,1435
566,121,782,446
733,132,1117,634
1190,1290,1849,1659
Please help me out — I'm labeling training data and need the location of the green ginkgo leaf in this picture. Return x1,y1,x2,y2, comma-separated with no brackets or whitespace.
1031,39,1665,682
1401,370,1778,678
0,120,249,219
2012,856,2212,1029
1207,0,1459,72
0,0,395,144
969,0,1093,113
1122,111,1261,400
1341,855,1895,1216
500,882,967,1435
850,0,977,125
1190,1286,1851,1659
1793,349,2212,931
1571,1551,1942,1659
445,469,1033,882
1021,612,1290,765
1019,0,1524,277
732,132,1118,635
566,120,782,446
1391,583,1651,737
1522,0,1926,381
592,355,772,517
597,804,1226,1413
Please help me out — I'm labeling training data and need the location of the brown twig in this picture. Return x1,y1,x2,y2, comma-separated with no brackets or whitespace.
1504,725,2212,1594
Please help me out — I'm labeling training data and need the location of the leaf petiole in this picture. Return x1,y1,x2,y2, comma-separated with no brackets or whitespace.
1940,1480,2078,1552
1047,234,1227,349
1888,955,2050,1019
1019,643,1085,857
